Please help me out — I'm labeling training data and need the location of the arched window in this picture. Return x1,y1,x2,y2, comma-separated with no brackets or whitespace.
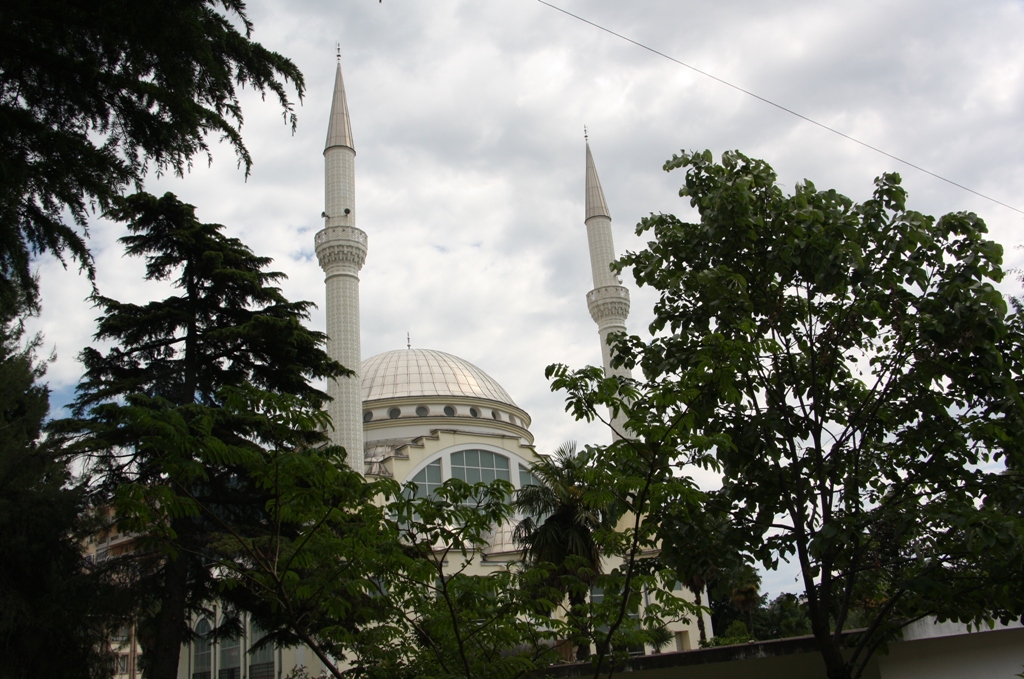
518,464,542,488
404,449,538,501
407,459,442,498
193,619,212,679
451,450,510,484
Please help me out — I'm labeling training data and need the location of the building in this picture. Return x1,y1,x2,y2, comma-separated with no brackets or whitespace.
177,58,708,678
545,619,1024,679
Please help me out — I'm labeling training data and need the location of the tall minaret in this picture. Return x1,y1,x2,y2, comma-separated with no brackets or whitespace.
584,138,632,440
315,59,367,473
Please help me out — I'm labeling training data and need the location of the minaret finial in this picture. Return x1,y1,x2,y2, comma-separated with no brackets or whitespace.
584,124,588,142
336,42,341,63
407,332,411,350
325,53,355,151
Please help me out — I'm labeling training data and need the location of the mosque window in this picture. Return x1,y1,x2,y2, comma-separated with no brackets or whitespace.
518,464,542,488
444,405,456,417
248,623,274,679
388,407,401,419
363,411,373,422
491,410,501,420
193,618,212,679
219,630,241,679
416,406,429,417
407,459,443,498
469,407,479,418
450,450,510,484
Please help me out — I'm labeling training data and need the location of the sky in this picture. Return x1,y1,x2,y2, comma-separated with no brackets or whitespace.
28,0,1024,596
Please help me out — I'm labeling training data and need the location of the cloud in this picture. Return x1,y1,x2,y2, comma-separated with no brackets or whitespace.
25,3,1024,599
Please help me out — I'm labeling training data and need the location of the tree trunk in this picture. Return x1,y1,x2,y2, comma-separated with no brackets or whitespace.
147,548,190,679
691,587,707,644
807,605,851,679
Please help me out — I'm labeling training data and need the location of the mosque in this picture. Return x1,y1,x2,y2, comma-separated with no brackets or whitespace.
315,59,632,489
172,61,706,679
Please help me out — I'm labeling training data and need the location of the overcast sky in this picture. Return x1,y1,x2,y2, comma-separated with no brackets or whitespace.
29,0,1024,595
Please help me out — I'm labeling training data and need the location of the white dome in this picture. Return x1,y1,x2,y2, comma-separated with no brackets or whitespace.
361,348,518,407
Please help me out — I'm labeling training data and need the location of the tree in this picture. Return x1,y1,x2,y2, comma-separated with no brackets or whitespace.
207,424,562,679
513,442,612,661
726,565,760,638
53,192,346,679
0,289,121,679
759,592,812,640
657,493,742,645
375,478,561,679
0,0,304,307
595,149,1024,679
512,438,703,674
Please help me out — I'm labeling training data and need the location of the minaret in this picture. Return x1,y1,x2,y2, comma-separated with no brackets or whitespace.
315,60,367,473
584,138,632,440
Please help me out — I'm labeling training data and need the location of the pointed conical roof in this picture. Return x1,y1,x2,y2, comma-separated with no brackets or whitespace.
585,142,610,221
325,62,354,152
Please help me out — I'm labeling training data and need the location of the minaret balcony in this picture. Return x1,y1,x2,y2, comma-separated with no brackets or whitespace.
315,225,367,273
587,285,631,324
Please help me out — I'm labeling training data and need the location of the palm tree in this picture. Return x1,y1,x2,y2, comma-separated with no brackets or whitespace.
513,442,612,661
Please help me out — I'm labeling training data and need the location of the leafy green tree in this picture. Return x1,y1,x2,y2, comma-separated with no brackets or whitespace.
0,0,303,307
513,442,613,661
759,593,812,640
53,192,345,679
0,291,121,679
208,429,562,679
583,149,1024,679
378,478,561,679
658,494,742,644
727,565,760,638
512,423,704,673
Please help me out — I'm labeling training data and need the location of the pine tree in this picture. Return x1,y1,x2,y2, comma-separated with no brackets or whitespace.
0,0,304,307
0,289,118,679
53,192,349,679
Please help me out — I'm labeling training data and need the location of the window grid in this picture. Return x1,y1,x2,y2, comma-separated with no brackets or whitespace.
193,619,212,679
408,459,443,498
450,450,510,485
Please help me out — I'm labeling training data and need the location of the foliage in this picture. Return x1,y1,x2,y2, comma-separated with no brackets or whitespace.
52,193,345,679
657,491,743,644
701,620,750,647
0,0,304,306
512,442,615,661
579,149,1024,679
760,593,812,640
524,379,708,675
0,291,121,679
209,434,564,679
375,479,562,679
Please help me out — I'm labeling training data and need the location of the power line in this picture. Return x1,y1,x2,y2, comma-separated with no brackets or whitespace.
537,0,1024,217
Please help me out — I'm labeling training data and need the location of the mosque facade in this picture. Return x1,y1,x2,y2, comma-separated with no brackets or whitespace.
174,61,708,679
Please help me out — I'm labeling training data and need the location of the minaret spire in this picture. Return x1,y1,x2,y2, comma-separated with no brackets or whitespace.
325,61,354,152
316,55,367,474
583,138,632,440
